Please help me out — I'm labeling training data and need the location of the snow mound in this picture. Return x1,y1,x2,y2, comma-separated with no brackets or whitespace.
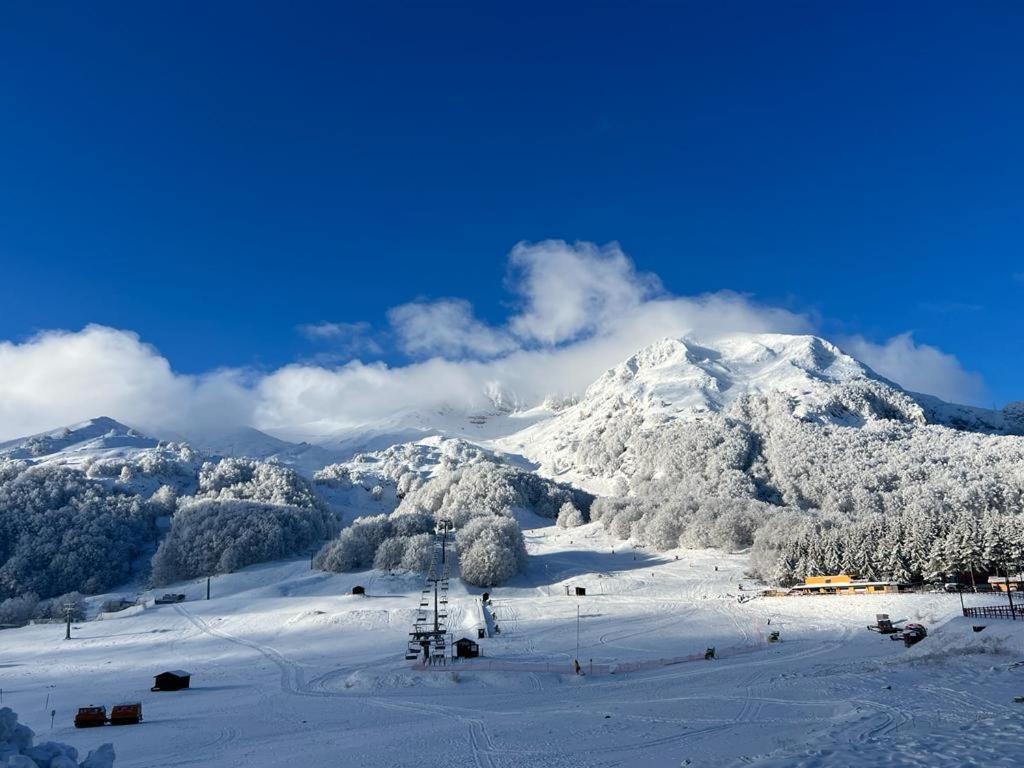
902,616,1024,662
0,708,115,768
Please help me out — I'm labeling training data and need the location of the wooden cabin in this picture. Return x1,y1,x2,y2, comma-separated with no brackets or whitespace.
152,670,191,691
454,637,480,659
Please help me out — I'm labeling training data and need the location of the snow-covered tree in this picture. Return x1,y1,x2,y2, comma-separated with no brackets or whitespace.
151,498,334,584
457,515,528,587
0,465,157,600
556,501,585,528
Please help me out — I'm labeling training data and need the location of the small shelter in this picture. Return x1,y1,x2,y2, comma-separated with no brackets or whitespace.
574,587,586,597
152,670,191,691
352,585,366,595
454,637,480,659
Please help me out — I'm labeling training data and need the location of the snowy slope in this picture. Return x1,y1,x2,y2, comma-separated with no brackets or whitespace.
0,416,159,462
184,426,342,475
493,333,1022,492
2,520,1021,768
916,392,1024,434
287,403,556,458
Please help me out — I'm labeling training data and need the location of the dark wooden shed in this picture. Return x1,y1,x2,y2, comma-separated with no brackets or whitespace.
454,637,480,659
152,670,191,691
574,587,586,596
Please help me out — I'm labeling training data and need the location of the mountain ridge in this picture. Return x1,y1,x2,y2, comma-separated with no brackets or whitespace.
3,333,1020,475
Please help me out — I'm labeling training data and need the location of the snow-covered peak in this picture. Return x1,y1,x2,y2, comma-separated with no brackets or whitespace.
582,333,882,420
0,416,158,460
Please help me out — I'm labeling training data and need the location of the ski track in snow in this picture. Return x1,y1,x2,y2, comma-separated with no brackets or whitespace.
3,526,1024,767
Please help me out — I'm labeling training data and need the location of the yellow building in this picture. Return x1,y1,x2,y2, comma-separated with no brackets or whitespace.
790,574,904,595
988,574,1023,592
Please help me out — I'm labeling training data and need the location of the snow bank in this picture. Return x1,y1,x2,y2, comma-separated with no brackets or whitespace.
903,615,1024,662
0,708,115,768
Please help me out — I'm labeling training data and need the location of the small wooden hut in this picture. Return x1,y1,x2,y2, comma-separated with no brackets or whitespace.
454,637,480,659
152,670,191,691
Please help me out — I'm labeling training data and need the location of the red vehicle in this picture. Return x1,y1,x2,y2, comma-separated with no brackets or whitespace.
110,702,143,726
74,706,107,728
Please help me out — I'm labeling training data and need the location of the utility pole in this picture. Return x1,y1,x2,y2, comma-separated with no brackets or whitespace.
206,577,211,601
63,602,74,640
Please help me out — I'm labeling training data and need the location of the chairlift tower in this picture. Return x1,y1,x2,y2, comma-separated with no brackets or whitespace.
406,518,455,663
63,602,76,640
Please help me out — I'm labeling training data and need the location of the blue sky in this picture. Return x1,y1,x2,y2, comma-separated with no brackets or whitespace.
0,2,1022,435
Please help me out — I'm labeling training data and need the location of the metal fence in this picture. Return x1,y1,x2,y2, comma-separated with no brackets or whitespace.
963,605,1018,620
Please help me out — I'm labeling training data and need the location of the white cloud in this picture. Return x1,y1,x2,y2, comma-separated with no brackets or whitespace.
297,321,383,357
0,242,991,442
256,291,813,436
387,241,665,358
839,332,986,405
0,325,253,440
507,240,662,345
387,299,516,358
298,321,370,340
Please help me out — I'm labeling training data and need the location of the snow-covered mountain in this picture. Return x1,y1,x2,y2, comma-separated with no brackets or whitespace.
494,333,1023,493
183,425,342,475
287,402,556,458
0,416,159,464
0,417,341,477
511,333,1019,435
4,333,1020,481
295,333,1021,469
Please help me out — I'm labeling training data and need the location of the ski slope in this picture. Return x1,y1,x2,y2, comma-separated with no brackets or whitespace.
2,519,1023,767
